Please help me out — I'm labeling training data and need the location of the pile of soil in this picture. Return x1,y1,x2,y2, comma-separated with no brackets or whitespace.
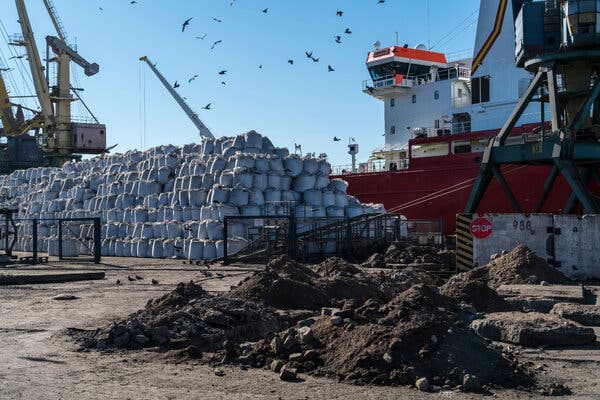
313,257,363,277
441,246,571,312
484,245,571,288
384,242,455,270
227,256,389,310
244,284,530,388
73,281,282,359
441,268,513,313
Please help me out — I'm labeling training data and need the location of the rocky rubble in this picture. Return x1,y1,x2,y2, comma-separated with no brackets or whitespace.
74,281,282,359
78,247,593,392
243,284,529,389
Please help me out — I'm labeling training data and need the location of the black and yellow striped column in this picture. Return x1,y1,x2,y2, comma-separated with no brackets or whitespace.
456,214,474,270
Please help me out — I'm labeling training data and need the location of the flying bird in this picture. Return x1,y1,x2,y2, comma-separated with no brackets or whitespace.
130,1,137,4
334,35,342,44
151,278,159,285
333,137,341,141
135,275,143,280
378,0,386,3
116,279,121,285
310,56,319,62
345,28,352,34
366,85,375,94
182,17,193,32
99,7,103,11
336,11,343,17
213,17,223,23
288,60,294,65
203,103,212,110
328,65,335,72
127,276,135,282
305,51,313,59
196,33,207,40
173,81,180,88
221,81,226,85
218,70,227,75
188,74,199,83
262,8,268,13
258,65,263,69
211,40,222,50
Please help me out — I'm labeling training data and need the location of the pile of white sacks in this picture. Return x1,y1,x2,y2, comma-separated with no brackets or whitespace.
0,131,384,260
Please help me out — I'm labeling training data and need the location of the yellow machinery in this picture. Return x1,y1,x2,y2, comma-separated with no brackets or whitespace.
0,0,106,171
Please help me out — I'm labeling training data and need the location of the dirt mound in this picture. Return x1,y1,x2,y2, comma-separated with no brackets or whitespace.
484,245,571,288
228,256,388,310
384,242,455,270
441,272,513,313
244,285,530,388
441,246,571,311
314,257,363,277
75,281,282,357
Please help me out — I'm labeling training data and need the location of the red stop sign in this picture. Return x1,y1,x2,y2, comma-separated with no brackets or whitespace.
470,217,493,239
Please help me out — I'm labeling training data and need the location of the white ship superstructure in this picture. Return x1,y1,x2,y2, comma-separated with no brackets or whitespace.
362,0,545,170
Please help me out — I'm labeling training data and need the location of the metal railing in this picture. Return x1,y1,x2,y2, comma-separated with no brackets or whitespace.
363,66,471,91
222,213,445,264
0,217,101,264
410,121,471,138
332,158,409,175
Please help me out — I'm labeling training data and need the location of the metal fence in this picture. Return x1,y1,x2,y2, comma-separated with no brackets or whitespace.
223,213,443,264
0,216,101,264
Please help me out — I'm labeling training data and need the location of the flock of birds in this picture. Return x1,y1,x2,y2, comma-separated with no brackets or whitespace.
106,0,390,113
115,260,222,287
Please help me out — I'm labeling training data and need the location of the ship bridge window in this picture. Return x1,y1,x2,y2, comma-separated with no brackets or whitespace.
390,98,395,107
411,142,449,158
368,61,432,79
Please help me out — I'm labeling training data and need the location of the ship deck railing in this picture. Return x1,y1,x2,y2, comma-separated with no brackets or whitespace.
332,158,409,175
363,66,470,91
410,121,472,138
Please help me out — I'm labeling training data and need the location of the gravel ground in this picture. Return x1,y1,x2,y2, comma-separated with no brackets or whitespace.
1,256,599,399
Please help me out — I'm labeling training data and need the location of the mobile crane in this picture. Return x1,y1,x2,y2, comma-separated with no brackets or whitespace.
140,56,214,139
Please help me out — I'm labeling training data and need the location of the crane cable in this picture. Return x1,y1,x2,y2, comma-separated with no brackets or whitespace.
0,18,36,113
430,8,479,51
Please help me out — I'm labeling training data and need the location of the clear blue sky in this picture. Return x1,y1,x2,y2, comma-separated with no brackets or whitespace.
0,0,479,166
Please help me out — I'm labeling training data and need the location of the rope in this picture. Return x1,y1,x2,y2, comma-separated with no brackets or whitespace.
386,165,528,213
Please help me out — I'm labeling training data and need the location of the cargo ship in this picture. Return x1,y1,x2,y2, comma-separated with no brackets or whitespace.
335,0,593,235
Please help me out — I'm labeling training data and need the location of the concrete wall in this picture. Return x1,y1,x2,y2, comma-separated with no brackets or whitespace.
471,213,553,267
463,213,600,280
553,215,600,280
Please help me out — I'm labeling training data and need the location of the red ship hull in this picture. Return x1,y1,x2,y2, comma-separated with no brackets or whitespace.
336,128,599,235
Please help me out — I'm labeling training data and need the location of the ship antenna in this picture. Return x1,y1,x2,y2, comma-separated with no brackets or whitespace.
427,0,431,49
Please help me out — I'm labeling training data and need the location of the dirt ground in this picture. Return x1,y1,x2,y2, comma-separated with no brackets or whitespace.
1,256,600,399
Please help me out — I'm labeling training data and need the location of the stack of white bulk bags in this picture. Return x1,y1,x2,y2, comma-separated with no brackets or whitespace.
0,131,384,260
